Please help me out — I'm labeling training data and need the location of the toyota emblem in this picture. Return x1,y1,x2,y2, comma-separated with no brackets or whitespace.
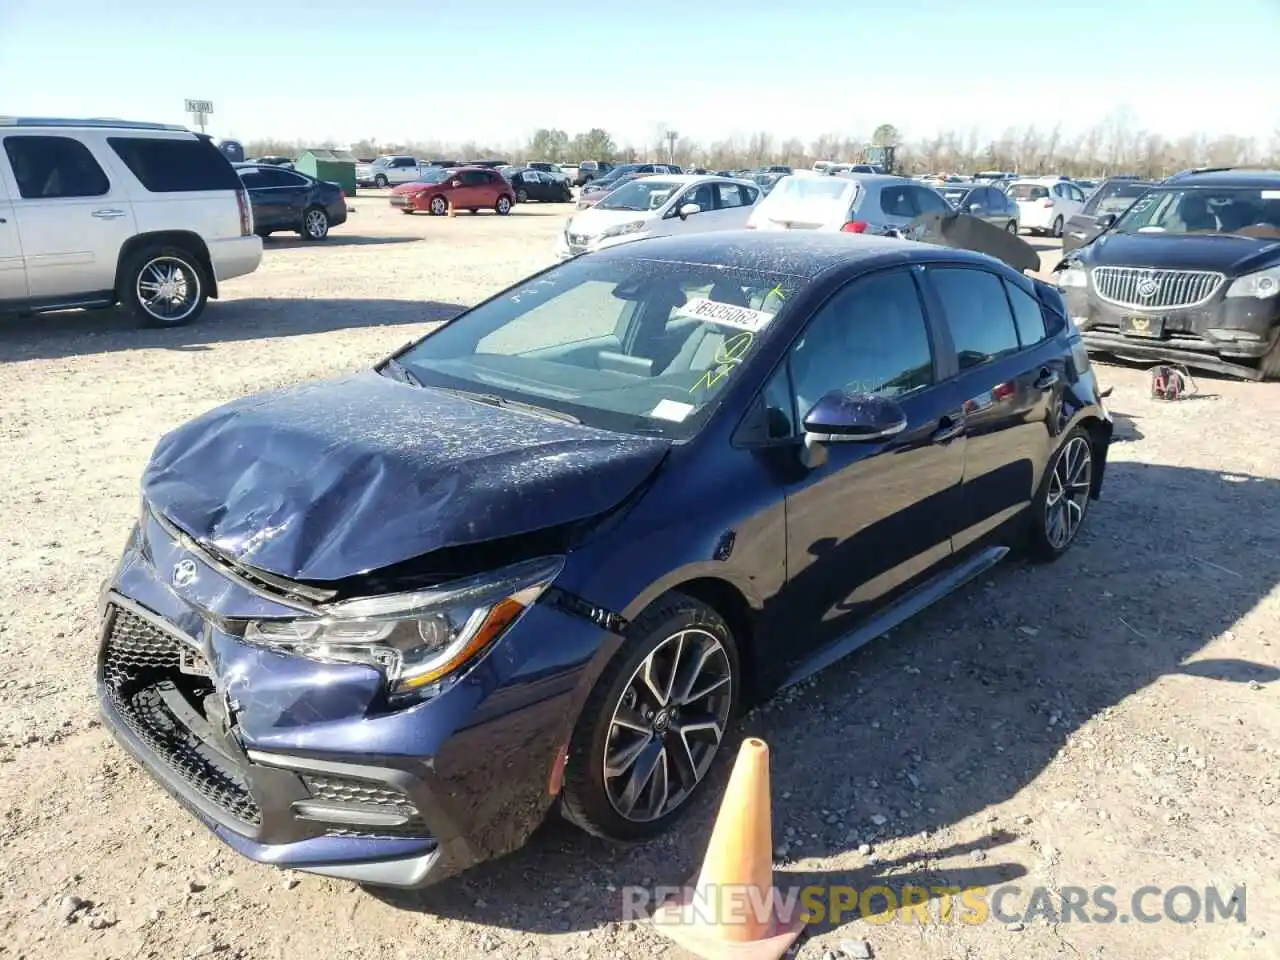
1136,276,1159,300
172,558,198,588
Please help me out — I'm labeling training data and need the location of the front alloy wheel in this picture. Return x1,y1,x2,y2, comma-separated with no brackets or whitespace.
429,196,448,216
560,592,738,840
603,629,732,823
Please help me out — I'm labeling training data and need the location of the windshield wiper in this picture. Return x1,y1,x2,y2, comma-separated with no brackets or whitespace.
429,385,581,424
380,357,423,386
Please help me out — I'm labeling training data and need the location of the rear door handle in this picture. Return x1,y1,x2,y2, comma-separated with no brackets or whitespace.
91,208,126,220
1034,368,1060,390
931,415,964,444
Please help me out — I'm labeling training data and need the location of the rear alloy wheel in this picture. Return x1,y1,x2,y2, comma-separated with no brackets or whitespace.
119,246,208,328
560,593,737,840
429,196,448,216
1028,427,1094,561
301,206,329,241
516,188,529,203
495,195,512,215
1051,216,1064,238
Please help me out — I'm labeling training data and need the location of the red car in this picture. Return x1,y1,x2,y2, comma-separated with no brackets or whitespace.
390,166,515,216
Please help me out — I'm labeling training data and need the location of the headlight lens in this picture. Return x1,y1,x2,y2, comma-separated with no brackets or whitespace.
1225,265,1280,299
243,556,564,701
600,220,647,240
1057,263,1088,288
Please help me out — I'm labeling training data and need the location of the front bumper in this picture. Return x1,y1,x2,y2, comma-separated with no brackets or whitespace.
95,511,615,887
1065,284,1280,370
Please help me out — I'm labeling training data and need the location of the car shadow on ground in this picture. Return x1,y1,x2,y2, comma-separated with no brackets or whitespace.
263,235,421,249
0,297,465,363
368,462,1279,937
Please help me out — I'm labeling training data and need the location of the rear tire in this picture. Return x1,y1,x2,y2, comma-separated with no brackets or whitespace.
1026,426,1095,562
1051,216,1064,238
300,206,329,241
559,592,739,841
516,188,529,203
495,195,512,215
1006,220,1018,234
118,245,209,328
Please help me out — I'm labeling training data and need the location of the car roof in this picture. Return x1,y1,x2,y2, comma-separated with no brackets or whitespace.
586,230,995,279
1163,169,1280,188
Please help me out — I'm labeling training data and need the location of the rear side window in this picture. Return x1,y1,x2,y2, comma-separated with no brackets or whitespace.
880,185,915,217
108,137,241,192
1004,280,1048,346
3,135,110,199
927,267,1022,370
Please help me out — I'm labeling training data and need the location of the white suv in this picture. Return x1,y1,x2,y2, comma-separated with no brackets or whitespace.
1008,177,1087,238
357,155,424,188
0,116,262,327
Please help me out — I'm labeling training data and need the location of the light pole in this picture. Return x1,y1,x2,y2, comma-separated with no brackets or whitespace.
664,130,678,165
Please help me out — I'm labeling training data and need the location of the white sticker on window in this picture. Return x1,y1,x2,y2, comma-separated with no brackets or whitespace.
650,399,694,422
1263,190,1280,199
673,297,775,333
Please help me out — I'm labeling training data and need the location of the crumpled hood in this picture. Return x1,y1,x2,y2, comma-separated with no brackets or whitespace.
142,371,670,582
1087,232,1280,273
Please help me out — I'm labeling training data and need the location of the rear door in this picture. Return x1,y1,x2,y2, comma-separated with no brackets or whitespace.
919,264,1067,552
1,132,137,301
0,162,26,302
260,167,313,226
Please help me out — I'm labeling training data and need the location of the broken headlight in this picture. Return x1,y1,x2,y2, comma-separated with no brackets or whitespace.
243,556,564,701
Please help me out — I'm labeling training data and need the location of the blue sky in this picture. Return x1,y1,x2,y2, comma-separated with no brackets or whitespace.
3,0,1278,150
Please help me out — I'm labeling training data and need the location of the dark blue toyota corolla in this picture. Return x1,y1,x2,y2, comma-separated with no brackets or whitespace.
97,231,1111,888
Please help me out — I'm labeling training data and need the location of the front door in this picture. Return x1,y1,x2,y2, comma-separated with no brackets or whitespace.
774,266,966,663
919,265,1068,551
0,164,27,302
1,133,138,300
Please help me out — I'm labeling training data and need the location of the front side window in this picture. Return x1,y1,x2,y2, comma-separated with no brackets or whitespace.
4,135,110,199
926,267,1021,370
394,257,804,438
786,269,935,423
716,182,747,208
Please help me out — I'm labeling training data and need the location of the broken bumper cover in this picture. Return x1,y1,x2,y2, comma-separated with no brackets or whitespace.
96,519,619,888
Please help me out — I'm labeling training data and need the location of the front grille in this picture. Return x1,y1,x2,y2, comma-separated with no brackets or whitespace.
102,606,261,826
1092,266,1225,310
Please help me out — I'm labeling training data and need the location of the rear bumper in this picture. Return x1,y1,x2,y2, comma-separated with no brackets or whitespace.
208,236,263,283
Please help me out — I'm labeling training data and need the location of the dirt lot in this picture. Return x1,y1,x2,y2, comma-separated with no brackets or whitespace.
0,195,1276,960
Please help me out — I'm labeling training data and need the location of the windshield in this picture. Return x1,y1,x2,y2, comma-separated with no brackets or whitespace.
940,187,971,204
1083,180,1151,216
594,179,680,212
1112,187,1280,238
414,167,450,184
391,257,803,439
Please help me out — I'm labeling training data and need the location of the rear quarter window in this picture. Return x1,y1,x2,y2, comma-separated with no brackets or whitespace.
108,137,241,192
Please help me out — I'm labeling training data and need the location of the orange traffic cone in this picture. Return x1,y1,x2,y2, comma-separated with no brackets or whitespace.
651,738,805,959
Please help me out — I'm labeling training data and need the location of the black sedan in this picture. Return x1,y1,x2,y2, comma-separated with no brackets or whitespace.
505,167,574,204
234,163,348,241
95,229,1110,890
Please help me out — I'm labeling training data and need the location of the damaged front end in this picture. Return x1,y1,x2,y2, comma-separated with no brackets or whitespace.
97,374,666,887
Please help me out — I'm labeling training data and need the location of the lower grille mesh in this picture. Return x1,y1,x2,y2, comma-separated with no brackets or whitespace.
102,607,262,826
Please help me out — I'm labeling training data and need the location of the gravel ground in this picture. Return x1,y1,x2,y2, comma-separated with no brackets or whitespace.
0,196,1276,960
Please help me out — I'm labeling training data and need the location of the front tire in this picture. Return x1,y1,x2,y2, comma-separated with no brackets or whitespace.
1007,220,1019,234
495,195,512,215
1027,427,1095,562
118,246,209,328
560,592,739,841
300,206,329,241
374,174,388,188
428,195,448,216
1051,216,1064,239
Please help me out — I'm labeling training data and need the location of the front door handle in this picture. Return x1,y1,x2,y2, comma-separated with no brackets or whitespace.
931,416,964,444
91,209,126,220
1034,369,1060,390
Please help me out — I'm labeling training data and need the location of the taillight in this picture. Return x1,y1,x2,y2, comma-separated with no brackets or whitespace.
842,220,869,233
237,188,253,236
1041,199,1054,208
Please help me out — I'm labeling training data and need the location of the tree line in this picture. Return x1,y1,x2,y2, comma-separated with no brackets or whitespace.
243,115,1280,180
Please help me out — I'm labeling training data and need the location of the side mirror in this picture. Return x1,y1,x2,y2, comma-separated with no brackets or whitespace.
802,390,907,442
1097,212,1117,229
678,202,701,220
450,179,462,188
